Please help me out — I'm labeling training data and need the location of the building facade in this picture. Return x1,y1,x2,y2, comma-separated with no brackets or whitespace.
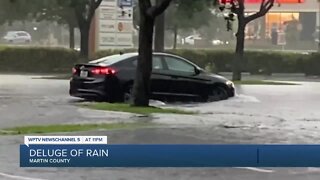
89,0,134,57
245,0,319,41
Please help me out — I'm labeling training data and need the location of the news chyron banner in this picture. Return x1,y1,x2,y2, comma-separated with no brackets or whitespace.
21,136,108,167
20,136,320,167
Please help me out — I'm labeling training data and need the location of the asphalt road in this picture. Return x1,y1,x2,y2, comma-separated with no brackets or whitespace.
1,74,320,180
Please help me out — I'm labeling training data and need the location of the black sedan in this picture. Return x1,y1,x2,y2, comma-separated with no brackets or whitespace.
69,52,235,102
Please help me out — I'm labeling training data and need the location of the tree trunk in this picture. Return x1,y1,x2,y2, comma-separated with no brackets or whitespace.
173,25,178,49
132,14,155,107
69,25,75,49
233,20,246,81
154,4,165,52
79,24,90,59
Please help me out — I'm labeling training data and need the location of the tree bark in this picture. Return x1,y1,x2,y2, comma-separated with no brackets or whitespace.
74,0,103,59
79,24,90,58
233,18,246,81
69,24,75,49
173,25,178,49
132,0,172,106
154,9,165,52
132,13,155,106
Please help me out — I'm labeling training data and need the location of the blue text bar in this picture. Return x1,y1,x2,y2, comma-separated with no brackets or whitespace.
20,145,320,167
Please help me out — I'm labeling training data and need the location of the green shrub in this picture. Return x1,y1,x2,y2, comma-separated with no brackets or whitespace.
168,50,310,75
94,49,136,59
204,62,216,73
0,47,318,75
304,53,320,75
0,47,79,73
205,50,233,72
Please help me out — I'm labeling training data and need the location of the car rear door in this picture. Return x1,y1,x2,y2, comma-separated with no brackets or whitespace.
150,55,172,98
122,55,173,98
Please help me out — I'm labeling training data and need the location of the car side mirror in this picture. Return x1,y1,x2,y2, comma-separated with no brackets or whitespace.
194,67,201,75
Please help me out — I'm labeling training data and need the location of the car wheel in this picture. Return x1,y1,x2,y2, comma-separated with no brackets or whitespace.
123,85,133,103
208,86,229,102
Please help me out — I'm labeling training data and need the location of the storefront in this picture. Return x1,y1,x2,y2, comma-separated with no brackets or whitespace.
245,0,318,41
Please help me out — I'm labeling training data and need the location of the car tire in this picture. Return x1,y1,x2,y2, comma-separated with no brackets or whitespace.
208,86,229,102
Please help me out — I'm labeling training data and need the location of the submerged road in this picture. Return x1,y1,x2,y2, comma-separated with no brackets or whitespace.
1,74,320,180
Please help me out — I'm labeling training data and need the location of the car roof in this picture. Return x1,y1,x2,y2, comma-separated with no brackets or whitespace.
89,51,201,69
7,31,29,33
91,52,191,64
120,52,179,57
116,52,201,68
6,31,30,35
93,52,181,61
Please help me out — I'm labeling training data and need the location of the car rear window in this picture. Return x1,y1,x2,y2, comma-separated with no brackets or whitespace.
89,54,136,66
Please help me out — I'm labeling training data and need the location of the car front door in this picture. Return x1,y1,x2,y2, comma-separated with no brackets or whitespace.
12,34,19,43
15,33,24,43
162,55,204,98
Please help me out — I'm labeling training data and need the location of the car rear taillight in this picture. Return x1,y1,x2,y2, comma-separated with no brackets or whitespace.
72,67,77,74
91,67,117,75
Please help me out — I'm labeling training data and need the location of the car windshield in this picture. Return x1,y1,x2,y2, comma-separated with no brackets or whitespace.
89,53,136,65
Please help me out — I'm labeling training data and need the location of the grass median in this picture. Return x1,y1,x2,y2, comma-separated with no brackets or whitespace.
0,122,153,135
82,103,196,115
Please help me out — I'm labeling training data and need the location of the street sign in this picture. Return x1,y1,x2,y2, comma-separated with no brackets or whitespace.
118,0,133,7
97,0,134,50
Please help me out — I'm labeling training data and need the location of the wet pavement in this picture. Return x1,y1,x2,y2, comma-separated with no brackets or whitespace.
0,75,139,128
1,74,320,180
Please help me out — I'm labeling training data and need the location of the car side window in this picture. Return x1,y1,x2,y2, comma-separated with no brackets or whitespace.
131,56,164,70
152,56,163,70
17,33,26,36
164,56,195,74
